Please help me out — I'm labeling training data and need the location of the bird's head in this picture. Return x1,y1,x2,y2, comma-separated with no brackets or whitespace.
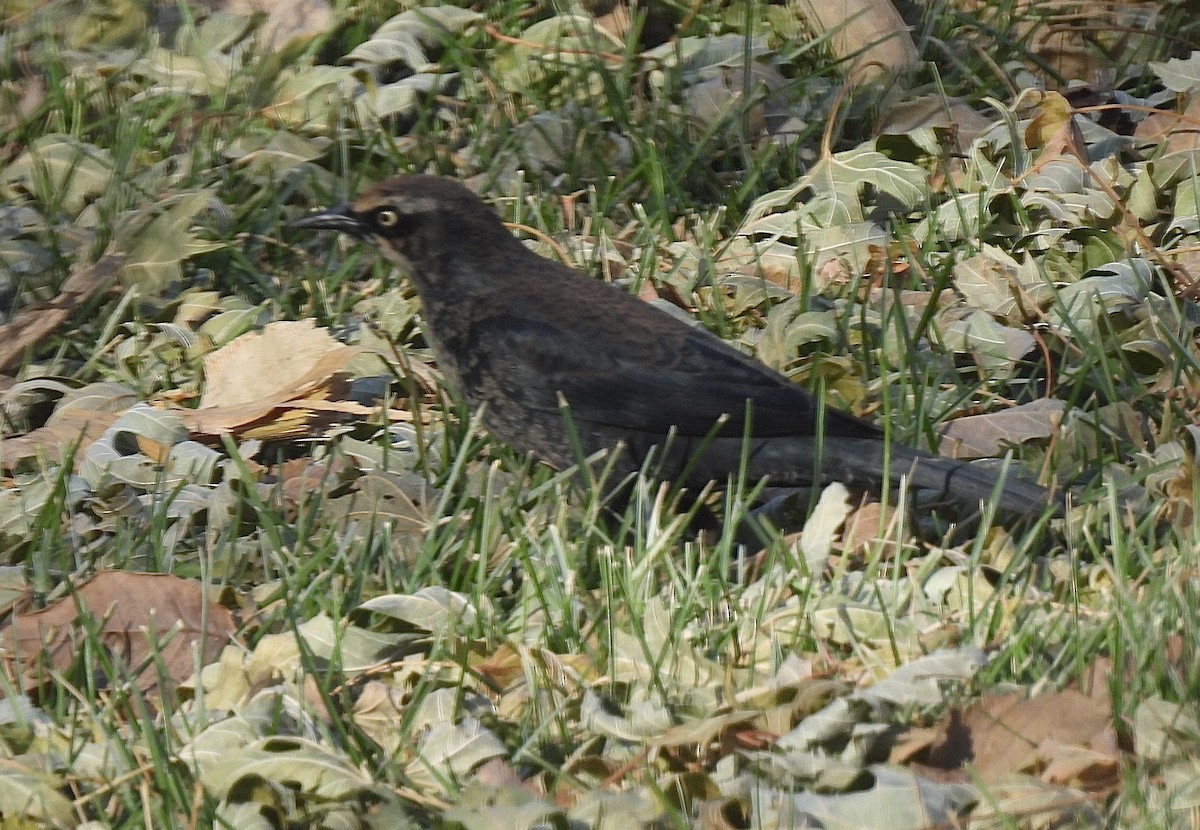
291,175,518,273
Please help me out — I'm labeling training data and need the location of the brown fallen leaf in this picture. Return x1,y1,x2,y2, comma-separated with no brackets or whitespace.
0,254,123,375
1037,737,1120,791
880,94,995,154
1135,95,1200,154
939,399,1064,460
4,571,236,700
889,725,952,768
838,500,902,556
924,689,1118,789
321,471,433,537
0,73,46,137
177,319,370,437
0,407,119,472
198,319,360,409
277,455,355,519
795,0,919,86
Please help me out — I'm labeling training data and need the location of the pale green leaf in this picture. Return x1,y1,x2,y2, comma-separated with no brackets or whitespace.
0,763,76,829
1150,52,1200,93
2,134,114,214
118,190,224,290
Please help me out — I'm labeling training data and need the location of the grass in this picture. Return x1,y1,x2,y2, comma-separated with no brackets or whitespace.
2,1,1200,828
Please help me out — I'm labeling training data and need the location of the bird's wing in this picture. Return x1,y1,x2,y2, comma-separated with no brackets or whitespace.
472,295,883,441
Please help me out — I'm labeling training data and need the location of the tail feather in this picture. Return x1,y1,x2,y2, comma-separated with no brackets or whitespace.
678,435,1059,515
872,442,1059,514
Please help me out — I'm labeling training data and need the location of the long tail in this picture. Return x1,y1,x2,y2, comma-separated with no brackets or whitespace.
681,435,1060,515
855,440,1059,514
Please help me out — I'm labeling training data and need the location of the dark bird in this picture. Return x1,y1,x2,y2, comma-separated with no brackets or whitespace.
292,175,1057,515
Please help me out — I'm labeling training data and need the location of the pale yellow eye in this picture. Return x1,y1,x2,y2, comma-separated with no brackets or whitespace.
375,209,400,228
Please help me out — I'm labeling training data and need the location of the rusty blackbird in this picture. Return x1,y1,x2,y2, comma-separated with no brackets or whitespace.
292,176,1057,514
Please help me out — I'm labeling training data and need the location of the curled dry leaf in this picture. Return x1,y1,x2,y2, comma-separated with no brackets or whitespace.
178,319,372,438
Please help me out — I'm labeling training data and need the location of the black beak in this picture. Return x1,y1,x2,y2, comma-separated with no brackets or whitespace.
289,205,364,236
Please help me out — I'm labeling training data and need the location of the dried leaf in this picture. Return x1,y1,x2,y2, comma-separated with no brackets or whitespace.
0,255,123,374
117,190,224,290
939,399,1064,460
2,134,114,214
5,572,236,698
926,689,1116,787
181,320,367,437
221,0,333,51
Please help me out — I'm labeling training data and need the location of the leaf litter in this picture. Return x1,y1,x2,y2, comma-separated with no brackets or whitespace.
0,1,1198,828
